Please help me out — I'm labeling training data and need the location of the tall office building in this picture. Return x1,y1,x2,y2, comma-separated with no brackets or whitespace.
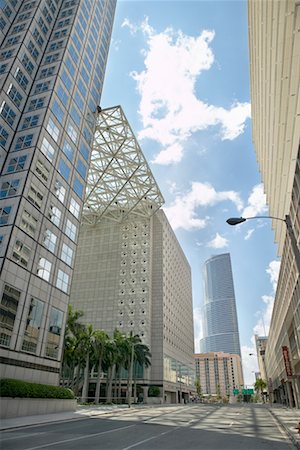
70,106,195,404
200,253,241,356
195,352,244,398
248,0,300,408
0,0,116,385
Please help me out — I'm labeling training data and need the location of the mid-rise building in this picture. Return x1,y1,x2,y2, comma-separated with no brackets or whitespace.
248,0,300,408
200,253,241,357
255,335,268,382
195,352,244,398
0,0,116,385
70,106,195,404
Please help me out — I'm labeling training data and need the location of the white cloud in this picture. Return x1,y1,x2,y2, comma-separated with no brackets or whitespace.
241,344,259,386
124,18,251,164
242,183,268,218
193,307,203,353
163,181,243,230
266,260,280,292
207,233,229,249
244,228,254,240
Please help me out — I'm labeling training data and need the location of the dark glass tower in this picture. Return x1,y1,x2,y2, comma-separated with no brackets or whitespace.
0,0,116,384
200,253,241,356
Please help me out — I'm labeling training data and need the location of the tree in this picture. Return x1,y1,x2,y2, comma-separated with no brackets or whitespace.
254,378,267,403
93,330,109,404
195,378,202,398
81,324,96,402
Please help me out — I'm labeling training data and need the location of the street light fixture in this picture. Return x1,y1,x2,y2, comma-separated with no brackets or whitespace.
226,215,300,274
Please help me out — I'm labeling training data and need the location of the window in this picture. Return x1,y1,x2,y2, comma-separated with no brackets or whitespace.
0,285,21,347
28,97,45,111
66,122,77,143
70,106,81,127
0,17,7,31
12,240,31,267
33,28,44,48
38,17,48,35
65,57,75,76
54,29,68,39
76,159,87,180
0,63,8,74
21,54,34,75
43,229,57,252
15,67,29,90
46,117,59,141
61,243,73,265
54,180,66,202
51,100,64,123
12,23,26,34
28,40,39,60
45,307,63,358
37,257,52,281
44,53,59,64
61,70,72,90
22,298,44,353
5,35,20,47
0,179,20,198
0,125,9,147
22,114,39,129
73,177,84,199
62,140,74,161
57,85,68,105
28,184,43,208
0,49,14,59
41,137,55,161
35,159,49,182
65,219,76,241
15,134,33,150
40,66,55,78
6,155,27,173
7,84,23,108
58,158,71,182
34,81,51,94
56,269,69,292
69,197,80,218
42,6,52,24
74,92,84,110
49,204,61,226
0,206,12,225
49,40,64,51
0,102,16,126
20,209,38,236
16,12,31,23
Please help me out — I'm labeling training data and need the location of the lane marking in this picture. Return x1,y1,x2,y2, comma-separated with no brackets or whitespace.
23,424,136,450
120,426,181,450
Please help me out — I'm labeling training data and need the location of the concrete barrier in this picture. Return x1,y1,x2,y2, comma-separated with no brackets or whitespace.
0,398,77,419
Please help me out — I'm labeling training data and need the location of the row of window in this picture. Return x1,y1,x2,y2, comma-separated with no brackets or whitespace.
0,283,64,358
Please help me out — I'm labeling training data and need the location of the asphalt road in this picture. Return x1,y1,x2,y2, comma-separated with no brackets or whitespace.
0,404,296,450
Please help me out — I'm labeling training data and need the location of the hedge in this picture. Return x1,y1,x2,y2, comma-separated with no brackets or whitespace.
0,378,75,399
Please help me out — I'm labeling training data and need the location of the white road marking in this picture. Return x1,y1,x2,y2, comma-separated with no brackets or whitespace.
120,426,181,450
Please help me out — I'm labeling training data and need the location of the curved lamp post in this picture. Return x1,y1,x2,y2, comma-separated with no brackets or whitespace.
226,215,300,274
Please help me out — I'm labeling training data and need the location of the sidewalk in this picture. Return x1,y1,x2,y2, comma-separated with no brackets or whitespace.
268,405,300,449
0,404,131,431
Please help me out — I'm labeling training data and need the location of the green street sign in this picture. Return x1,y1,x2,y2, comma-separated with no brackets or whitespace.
233,389,239,395
242,389,254,395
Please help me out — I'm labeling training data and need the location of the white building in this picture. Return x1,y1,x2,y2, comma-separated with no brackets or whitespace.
70,106,195,403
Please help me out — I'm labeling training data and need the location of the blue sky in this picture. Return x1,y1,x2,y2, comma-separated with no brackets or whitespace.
101,0,280,386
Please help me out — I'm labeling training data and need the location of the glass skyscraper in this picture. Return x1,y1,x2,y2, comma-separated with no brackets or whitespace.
0,0,116,385
200,253,241,356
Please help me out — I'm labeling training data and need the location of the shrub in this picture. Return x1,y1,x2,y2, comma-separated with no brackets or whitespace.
148,386,160,397
0,379,75,399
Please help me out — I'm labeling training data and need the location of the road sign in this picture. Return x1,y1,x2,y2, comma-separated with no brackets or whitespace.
233,389,239,395
242,389,254,395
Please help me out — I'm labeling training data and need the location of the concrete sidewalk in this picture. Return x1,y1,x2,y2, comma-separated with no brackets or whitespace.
268,406,300,449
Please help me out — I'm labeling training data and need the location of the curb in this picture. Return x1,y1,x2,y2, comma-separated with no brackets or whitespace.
268,409,300,450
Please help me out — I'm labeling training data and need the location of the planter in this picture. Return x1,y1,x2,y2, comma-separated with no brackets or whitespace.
0,398,77,419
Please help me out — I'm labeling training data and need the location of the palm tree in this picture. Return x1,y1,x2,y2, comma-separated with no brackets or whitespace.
254,378,267,403
93,330,109,404
81,323,96,402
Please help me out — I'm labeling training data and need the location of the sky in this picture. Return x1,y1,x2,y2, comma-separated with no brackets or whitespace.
100,0,280,387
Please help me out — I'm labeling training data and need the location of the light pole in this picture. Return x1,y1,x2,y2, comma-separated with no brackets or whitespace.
226,215,300,274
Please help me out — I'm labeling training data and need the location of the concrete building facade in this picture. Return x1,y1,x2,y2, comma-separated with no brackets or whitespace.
0,0,116,385
255,335,268,382
195,352,244,399
70,106,195,403
200,253,241,357
248,0,300,408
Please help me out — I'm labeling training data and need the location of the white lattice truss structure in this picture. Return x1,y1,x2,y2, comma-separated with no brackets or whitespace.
82,105,164,224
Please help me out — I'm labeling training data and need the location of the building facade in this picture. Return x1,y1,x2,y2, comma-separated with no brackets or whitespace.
195,352,244,398
69,106,195,403
0,0,116,385
255,335,268,382
248,0,300,408
200,253,241,357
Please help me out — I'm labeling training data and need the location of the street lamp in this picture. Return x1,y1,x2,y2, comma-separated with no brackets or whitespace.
226,215,300,274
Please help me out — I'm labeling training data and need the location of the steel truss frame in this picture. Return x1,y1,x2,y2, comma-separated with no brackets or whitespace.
82,105,164,224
